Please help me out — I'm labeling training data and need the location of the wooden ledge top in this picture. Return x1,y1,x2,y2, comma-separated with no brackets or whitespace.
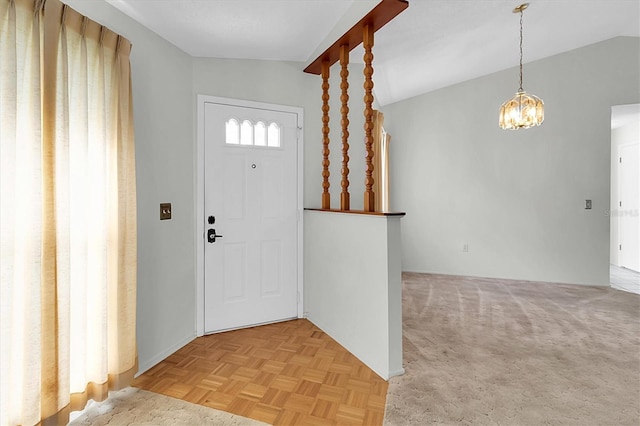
303,0,409,75
305,208,406,217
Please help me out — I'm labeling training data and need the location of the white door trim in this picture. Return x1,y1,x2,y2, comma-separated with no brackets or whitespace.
617,141,639,271
196,95,304,336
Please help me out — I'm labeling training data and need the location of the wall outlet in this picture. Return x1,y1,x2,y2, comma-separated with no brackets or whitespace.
462,243,469,253
585,199,592,210
160,203,172,220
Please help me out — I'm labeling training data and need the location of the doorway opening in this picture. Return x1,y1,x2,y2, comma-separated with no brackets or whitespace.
610,104,639,294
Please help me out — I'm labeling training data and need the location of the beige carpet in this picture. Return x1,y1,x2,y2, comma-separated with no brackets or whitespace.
69,387,267,426
384,273,640,425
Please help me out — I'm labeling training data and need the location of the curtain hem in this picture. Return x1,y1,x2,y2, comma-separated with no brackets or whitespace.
41,359,138,425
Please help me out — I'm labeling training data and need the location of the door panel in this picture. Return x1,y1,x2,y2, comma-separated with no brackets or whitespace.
204,102,298,333
223,243,247,302
261,240,281,296
224,153,247,220
261,157,283,219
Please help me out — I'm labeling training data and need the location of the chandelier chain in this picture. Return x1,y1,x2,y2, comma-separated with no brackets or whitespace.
499,3,544,130
518,9,524,92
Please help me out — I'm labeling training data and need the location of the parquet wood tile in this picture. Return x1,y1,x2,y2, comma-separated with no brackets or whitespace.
132,319,388,425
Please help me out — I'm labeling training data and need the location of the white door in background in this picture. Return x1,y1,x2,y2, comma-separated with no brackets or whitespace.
204,102,299,333
618,142,639,272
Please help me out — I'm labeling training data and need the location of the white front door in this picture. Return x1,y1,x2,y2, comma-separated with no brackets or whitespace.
203,102,299,333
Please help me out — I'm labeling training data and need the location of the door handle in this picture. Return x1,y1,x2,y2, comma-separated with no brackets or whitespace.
207,228,223,243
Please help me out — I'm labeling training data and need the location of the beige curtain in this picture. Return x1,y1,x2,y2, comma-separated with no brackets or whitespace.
373,110,390,212
0,0,137,424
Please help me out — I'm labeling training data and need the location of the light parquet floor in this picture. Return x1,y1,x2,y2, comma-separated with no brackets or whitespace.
132,319,388,425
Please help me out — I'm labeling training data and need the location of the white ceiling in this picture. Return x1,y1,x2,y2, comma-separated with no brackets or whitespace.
101,0,639,106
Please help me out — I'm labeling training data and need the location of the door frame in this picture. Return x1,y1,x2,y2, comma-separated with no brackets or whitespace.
195,95,304,336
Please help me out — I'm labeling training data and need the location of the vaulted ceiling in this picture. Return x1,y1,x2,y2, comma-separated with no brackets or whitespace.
99,0,638,107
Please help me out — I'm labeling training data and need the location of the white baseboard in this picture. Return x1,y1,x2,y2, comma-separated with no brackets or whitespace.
136,334,196,377
611,283,640,295
388,367,405,378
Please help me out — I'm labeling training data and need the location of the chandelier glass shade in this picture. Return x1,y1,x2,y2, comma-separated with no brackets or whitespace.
499,90,544,129
499,3,544,130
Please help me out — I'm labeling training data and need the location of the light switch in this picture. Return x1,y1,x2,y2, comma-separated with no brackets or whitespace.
585,200,592,210
160,203,172,220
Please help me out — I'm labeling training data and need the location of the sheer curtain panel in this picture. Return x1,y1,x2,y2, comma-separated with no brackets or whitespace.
372,110,390,212
0,0,137,424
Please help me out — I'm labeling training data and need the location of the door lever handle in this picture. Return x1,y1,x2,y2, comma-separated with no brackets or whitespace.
207,228,223,243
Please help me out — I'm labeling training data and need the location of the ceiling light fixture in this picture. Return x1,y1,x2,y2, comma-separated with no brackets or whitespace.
499,3,544,130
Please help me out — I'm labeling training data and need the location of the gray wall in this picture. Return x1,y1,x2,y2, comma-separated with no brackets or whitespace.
381,37,640,286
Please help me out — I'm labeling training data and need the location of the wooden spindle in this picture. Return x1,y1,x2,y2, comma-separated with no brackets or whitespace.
321,61,331,209
363,25,375,212
340,44,350,211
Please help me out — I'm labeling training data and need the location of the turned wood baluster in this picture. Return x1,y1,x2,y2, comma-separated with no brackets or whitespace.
340,44,350,211
321,61,331,209
363,25,375,212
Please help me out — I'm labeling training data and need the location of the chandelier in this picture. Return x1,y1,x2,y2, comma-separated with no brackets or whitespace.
499,3,544,130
